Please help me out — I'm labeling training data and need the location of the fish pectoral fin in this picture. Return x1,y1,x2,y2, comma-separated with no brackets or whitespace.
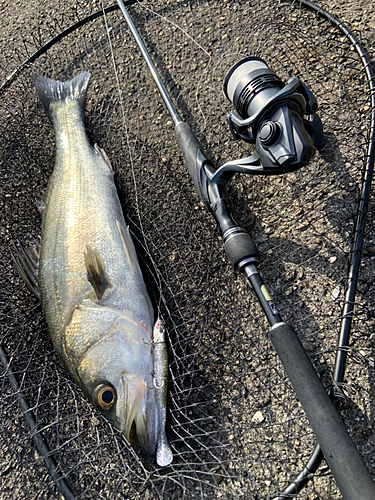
94,143,113,173
10,239,41,300
84,245,112,300
116,220,142,275
34,193,45,213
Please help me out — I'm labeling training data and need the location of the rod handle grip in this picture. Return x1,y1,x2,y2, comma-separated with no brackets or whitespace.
269,322,375,500
174,121,212,203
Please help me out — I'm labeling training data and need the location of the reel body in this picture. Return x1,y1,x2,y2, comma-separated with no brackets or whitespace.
223,57,323,174
192,57,324,269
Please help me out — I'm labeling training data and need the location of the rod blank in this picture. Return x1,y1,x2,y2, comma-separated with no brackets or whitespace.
116,3,375,499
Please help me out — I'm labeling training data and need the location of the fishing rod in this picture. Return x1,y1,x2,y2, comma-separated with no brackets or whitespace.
274,1,375,496
116,1,375,499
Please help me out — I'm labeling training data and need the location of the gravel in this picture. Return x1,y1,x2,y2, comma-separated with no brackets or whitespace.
1,1,375,499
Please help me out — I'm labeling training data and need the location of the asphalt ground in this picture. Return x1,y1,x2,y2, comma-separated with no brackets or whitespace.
1,1,375,499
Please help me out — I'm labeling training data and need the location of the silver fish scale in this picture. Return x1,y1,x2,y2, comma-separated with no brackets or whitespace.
38,98,154,366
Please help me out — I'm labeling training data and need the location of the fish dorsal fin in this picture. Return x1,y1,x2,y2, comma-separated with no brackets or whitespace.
94,143,113,173
10,239,41,300
84,245,112,300
116,220,141,274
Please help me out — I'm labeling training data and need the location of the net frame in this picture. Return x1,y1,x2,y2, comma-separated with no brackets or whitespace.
0,1,375,498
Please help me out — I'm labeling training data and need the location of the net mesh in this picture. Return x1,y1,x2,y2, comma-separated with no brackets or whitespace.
1,1,375,498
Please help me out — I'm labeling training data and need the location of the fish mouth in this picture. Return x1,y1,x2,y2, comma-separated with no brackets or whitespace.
122,377,158,456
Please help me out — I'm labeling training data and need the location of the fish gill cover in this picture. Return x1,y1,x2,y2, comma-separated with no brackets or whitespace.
1,0,375,499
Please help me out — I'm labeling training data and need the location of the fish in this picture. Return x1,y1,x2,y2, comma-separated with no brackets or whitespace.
12,72,172,467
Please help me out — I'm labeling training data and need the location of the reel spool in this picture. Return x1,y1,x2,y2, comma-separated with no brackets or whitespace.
223,56,323,174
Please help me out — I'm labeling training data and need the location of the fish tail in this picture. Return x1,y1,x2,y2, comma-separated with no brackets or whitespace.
32,72,91,121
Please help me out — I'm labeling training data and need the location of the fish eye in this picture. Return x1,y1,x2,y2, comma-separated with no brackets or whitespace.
93,384,116,410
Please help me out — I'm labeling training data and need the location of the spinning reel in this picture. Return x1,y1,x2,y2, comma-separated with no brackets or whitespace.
106,5,375,497
193,56,323,269
223,56,323,174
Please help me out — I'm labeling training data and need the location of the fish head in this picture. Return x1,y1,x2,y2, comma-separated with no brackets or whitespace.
75,313,159,455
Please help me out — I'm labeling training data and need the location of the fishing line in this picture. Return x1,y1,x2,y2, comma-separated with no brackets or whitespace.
99,1,143,243
99,2,175,319
1,1,375,498
137,1,212,129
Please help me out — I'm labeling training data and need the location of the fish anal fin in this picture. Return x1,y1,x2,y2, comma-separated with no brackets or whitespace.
116,220,141,274
84,245,112,300
94,143,113,173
